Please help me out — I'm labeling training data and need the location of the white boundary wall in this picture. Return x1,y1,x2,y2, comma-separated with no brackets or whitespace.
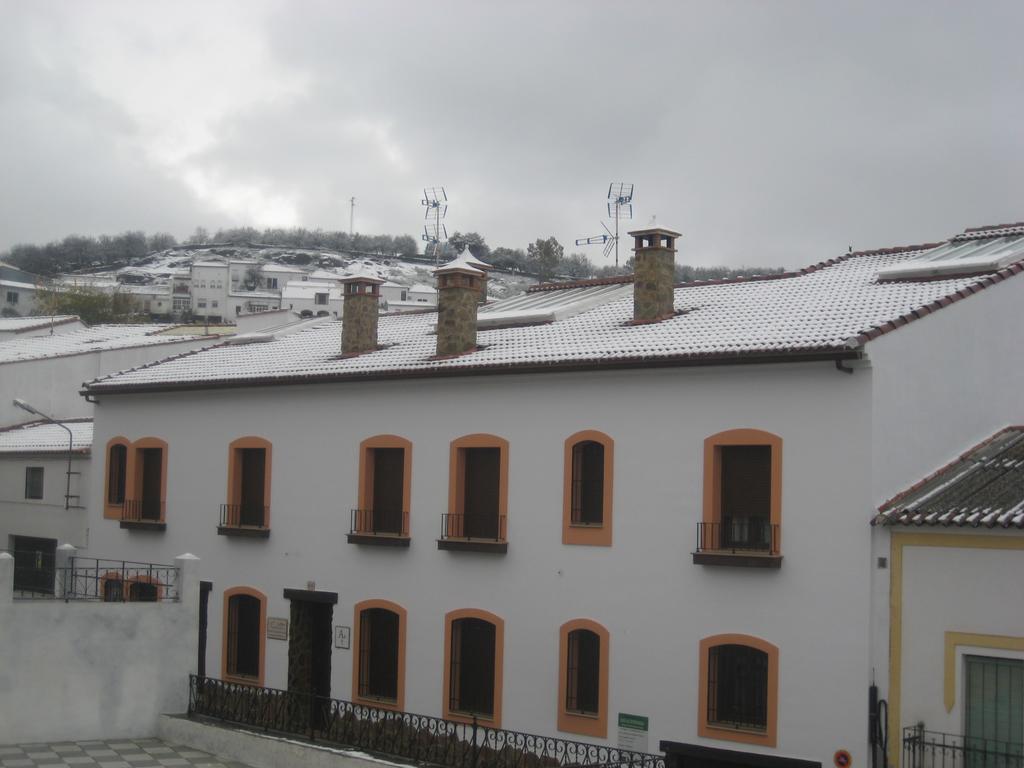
0,552,200,744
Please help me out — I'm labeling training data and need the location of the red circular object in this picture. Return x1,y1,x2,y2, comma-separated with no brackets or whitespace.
834,751,852,768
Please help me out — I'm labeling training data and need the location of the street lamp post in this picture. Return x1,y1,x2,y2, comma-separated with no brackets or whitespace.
13,398,74,510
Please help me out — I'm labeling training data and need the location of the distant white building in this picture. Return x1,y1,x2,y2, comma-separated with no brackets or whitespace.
259,262,306,290
190,260,230,322
1,279,40,316
281,280,342,317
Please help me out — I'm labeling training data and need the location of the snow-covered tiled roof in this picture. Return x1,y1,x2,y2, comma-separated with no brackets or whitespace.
0,279,37,290
0,315,79,333
874,428,1024,528
0,419,93,454
83,240,1024,393
0,325,211,365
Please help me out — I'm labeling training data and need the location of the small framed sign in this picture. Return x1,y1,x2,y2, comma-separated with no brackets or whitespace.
266,617,289,641
335,625,351,649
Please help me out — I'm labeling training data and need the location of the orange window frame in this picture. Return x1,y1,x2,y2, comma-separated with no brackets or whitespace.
557,619,610,738
130,437,169,522
351,599,407,711
443,608,505,727
698,633,779,747
103,437,131,519
222,586,267,686
226,436,273,527
562,430,614,546
702,429,782,551
357,435,413,536
448,434,509,541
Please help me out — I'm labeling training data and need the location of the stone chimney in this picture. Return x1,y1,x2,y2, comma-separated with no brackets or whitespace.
340,270,384,356
629,227,680,323
434,260,485,357
451,252,494,304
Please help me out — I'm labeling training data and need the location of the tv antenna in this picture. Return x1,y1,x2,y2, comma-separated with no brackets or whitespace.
575,182,634,267
421,187,448,265
349,197,356,236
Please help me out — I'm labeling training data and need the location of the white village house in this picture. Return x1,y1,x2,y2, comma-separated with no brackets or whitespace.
76,223,1024,768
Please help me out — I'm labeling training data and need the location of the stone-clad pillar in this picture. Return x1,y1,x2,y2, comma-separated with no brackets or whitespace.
341,273,384,356
434,262,485,357
629,227,681,323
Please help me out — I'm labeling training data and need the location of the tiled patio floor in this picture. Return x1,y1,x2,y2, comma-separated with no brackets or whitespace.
0,738,253,768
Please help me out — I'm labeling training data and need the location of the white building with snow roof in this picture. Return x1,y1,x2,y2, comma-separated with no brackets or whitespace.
77,222,1024,768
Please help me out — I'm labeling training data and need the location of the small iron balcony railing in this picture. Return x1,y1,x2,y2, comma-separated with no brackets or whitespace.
440,512,507,542
350,508,408,537
188,675,664,768
121,499,165,524
696,518,779,555
903,726,1024,768
219,503,269,530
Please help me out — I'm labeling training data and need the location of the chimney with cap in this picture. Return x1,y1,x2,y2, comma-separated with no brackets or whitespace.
434,259,485,357
629,227,680,323
340,269,384,356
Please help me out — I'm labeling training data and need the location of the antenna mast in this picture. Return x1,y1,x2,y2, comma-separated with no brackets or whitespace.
574,182,635,268
349,197,356,236
421,187,448,266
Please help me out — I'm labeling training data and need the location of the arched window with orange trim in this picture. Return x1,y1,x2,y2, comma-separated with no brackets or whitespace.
697,429,783,563
351,435,412,539
441,435,509,549
558,619,610,737
562,431,614,546
443,608,504,726
352,599,407,710
123,437,168,525
222,437,272,532
104,437,130,520
698,634,779,747
222,586,267,686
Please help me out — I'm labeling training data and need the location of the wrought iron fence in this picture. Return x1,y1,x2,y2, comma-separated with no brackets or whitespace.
219,503,270,530
903,726,1024,768
695,519,779,555
350,508,408,536
441,513,507,542
12,556,180,602
188,675,664,768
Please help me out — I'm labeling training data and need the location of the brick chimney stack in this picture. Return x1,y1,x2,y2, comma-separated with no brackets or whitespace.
434,260,485,357
340,270,384,356
629,227,680,323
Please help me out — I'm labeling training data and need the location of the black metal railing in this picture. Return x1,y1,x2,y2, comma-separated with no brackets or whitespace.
188,675,664,768
695,518,779,555
219,503,269,529
122,499,166,523
904,727,1024,768
441,513,507,542
350,508,408,536
13,556,179,601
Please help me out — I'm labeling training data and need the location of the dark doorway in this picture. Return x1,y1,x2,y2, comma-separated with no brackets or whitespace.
371,448,404,534
720,445,771,550
198,581,212,678
139,447,163,520
662,741,821,768
284,588,337,733
464,448,500,539
239,448,266,526
358,608,399,701
11,535,56,594
450,617,496,717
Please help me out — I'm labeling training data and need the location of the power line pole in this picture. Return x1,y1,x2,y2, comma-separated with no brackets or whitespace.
349,197,356,236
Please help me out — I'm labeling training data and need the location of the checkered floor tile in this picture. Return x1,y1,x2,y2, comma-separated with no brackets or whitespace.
0,738,253,768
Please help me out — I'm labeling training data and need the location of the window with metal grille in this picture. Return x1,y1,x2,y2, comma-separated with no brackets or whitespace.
965,655,1024,756
720,446,772,550
450,617,496,717
237,447,267,526
707,644,768,731
103,578,124,602
129,581,158,602
108,444,127,505
358,608,400,701
137,447,163,521
24,466,43,500
227,594,261,679
571,441,604,525
566,629,600,715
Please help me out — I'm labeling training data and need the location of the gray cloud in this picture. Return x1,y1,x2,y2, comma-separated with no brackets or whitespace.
1,0,1022,269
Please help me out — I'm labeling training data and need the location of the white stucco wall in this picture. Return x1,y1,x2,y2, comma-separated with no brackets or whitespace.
85,360,874,765
897,535,1024,736
0,553,200,743
1,337,216,424
0,453,90,548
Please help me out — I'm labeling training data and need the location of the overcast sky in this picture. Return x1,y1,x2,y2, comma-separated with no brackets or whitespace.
1,0,1022,269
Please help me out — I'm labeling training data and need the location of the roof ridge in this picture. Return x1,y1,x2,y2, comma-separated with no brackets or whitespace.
963,221,1024,233
81,338,232,389
527,275,633,293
